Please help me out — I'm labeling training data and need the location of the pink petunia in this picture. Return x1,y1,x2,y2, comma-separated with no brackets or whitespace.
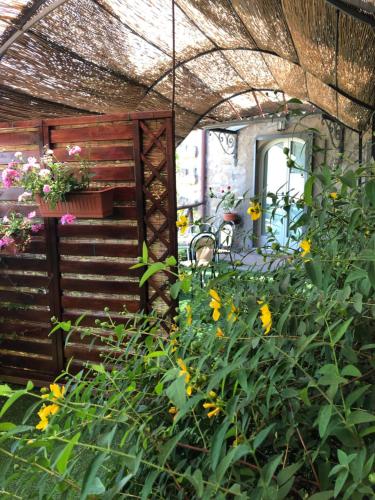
68,145,81,156
27,211,36,219
60,213,76,225
2,168,20,188
31,224,44,233
1,236,14,247
42,184,51,194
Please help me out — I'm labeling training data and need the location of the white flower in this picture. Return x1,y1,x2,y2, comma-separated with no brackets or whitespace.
14,152,23,159
2,216,9,223
18,191,32,202
39,168,50,178
45,149,54,155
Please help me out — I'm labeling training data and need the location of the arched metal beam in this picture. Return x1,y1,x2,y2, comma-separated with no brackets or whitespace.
147,47,374,112
191,88,362,133
0,0,70,58
325,0,375,25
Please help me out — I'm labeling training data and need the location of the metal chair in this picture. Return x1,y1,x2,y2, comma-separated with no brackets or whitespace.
215,221,235,265
179,232,216,286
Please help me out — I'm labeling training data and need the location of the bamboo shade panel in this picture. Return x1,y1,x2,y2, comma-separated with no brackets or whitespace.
0,0,373,133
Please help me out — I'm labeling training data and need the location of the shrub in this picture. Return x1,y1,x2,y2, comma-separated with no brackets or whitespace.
0,159,374,499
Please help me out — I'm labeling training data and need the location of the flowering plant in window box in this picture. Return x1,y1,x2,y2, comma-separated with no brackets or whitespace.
208,186,242,222
2,146,114,218
0,210,43,254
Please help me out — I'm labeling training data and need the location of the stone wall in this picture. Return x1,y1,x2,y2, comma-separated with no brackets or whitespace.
204,112,372,250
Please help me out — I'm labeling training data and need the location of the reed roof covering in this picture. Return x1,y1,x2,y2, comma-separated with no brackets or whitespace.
0,0,374,139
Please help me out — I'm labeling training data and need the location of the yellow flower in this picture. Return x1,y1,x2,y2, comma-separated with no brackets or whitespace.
35,419,48,431
208,390,217,399
176,214,189,235
168,406,177,415
259,302,272,335
209,289,221,321
177,358,190,383
186,385,193,396
216,327,224,338
300,239,311,257
247,201,261,221
186,304,192,325
329,192,337,200
50,384,64,399
207,407,221,418
203,402,216,409
227,303,239,322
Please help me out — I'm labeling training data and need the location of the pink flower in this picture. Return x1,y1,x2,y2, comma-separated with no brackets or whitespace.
2,168,20,188
0,236,14,248
27,157,38,166
31,224,44,233
27,211,36,219
68,145,81,156
60,213,76,225
42,184,51,194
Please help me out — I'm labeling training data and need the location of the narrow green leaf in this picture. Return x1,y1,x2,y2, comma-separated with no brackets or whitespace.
304,176,314,206
305,259,323,288
341,365,361,378
54,432,81,474
142,242,148,262
253,424,275,450
158,431,185,466
139,262,165,287
332,318,353,345
210,421,231,471
318,405,332,438
347,411,375,426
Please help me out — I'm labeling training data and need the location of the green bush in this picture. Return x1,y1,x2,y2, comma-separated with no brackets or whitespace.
0,159,374,499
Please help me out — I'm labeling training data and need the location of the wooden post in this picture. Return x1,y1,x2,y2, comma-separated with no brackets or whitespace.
133,118,148,312
40,121,64,374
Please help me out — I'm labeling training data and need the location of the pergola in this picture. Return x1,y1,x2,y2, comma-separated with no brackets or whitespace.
0,0,374,141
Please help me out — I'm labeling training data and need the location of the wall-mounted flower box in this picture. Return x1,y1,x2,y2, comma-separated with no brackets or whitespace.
36,187,114,218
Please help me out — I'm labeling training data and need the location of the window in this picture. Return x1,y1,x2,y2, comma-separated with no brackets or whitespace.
258,137,309,247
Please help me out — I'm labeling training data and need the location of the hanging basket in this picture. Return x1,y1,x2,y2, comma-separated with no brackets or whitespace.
36,187,114,218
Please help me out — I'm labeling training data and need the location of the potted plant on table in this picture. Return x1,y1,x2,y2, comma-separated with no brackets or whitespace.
209,186,242,222
2,146,114,219
0,210,43,254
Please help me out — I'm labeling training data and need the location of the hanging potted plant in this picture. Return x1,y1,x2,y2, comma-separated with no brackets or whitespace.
3,147,114,218
0,210,43,254
209,186,242,222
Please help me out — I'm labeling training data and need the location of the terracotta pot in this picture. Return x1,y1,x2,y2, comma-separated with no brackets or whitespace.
223,212,239,222
36,187,114,218
0,242,18,255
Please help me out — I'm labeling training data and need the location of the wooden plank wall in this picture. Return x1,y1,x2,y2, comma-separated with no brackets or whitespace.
0,111,176,384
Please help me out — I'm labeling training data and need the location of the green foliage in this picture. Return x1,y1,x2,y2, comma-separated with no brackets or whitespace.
0,159,374,498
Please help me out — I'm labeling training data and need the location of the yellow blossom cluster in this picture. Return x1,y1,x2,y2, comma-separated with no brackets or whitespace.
177,358,192,396
258,301,272,335
209,289,221,321
227,302,239,322
247,201,261,221
186,304,192,325
299,239,311,257
203,391,221,418
36,384,65,431
176,214,189,235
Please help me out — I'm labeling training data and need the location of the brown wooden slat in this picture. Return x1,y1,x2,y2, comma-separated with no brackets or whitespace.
0,238,45,255
62,310,129,327
0,370,55,386
62,296,140,313
0,150,39,164
0,289,49,306
58,224,138,239
0,307,51,322
53,146,134,162
113,186,136,202
0,205,40,217
112,206,138,219
64,345,109,363
0,352,55,371
60,260,139,276
91,166,135,181
0,321,51,338
0,338,53,356
0,274,48,288
0,257,48,272
61,278,139,295
0,131,39,147
59,242,138,257
50,124,133,143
